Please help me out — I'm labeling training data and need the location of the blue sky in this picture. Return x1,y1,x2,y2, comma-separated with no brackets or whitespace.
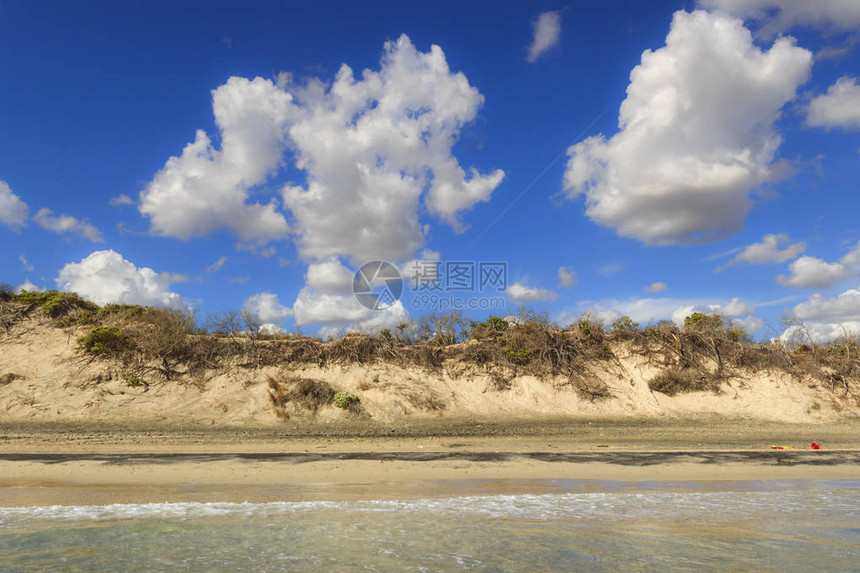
1,0,859,341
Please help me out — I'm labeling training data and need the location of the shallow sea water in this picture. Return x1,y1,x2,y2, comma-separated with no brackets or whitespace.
1,480,858,572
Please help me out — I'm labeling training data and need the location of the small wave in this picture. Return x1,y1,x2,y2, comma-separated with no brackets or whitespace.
2,487,858,526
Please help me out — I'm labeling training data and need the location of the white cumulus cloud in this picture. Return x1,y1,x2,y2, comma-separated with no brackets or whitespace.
242,292,293,324
781,286,860,344
282,35,504,264
718,233,806,271
139,36,502,332
508,281,558,303
561,10,812,245
777,241,860,288
56,250,187,309
807,77,860,131
139,76,293,244
292,258,409,335
33,208,104,242
140,35,503,269
0,180,29,232
14,280,41,294
527,11,562,63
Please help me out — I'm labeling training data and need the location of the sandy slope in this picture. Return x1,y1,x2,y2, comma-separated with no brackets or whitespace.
1,312,857,431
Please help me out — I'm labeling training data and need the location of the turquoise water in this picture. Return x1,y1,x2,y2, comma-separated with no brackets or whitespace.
1,481,858,571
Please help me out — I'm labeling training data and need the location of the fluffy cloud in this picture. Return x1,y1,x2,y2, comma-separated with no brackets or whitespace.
777,241,860,288
139,76,293,244
140,36,502,331
699,0,860,34
718,233,805,271
644,282,668,293
0,180,29,232
282,35,504,264
807,77,860,131
242,292,292,324
508,282,558,303
14,280,41,293
292,258,408,335
527,11,562,63
561,10,812,245
557,266,577,289
33,208,103,242
56,250,187,309
141,35,503,267
781,287,860,344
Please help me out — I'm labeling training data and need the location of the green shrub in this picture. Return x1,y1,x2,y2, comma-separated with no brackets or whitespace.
127,376,144,388
98,303,146,320
575,314,604,337
15,290,98,319
683,312,724,333
611,316,639,334
501,344,531,364
333,391,360,409
77,326,131,355
471,316,509,341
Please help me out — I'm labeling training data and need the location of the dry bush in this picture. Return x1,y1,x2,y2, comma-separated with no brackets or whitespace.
648,368,721,396
0,300,29,334
121,309,203,379
323,333,385,364
266,374,336,418
566,372,612,400
447,313,615,398
418,311,471,345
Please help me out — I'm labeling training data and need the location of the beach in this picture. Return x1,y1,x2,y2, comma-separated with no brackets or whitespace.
1,417,857,502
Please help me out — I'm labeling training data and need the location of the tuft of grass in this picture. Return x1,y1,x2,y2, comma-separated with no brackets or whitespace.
333,391,360,410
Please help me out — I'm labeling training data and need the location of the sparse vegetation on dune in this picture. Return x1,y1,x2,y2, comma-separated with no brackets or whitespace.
1,290,859,423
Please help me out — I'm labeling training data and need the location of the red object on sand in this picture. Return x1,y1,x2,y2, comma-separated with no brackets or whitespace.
810,442,821,450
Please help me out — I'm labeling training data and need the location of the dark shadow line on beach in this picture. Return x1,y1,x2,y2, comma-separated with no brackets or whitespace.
0,451,857,467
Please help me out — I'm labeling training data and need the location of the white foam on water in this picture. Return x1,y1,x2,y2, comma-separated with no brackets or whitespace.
2,485,858,527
